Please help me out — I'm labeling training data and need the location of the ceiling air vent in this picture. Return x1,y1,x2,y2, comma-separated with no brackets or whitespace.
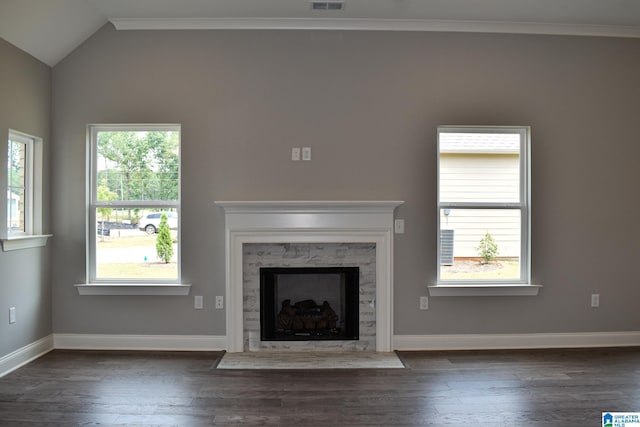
311,1,344,11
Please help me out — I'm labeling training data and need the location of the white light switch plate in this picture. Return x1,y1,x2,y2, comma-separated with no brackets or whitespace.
194,296,203,309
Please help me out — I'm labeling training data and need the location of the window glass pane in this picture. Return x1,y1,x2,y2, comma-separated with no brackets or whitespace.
8,140,26,188
439,133,520,203
439,208,521,281
7,187,25,233
95,208,178,280
7,140,26,233
96,130,179,202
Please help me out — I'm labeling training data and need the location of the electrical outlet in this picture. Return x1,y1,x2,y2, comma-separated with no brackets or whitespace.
591,294,600,308
194,296,203,309
420,296,429,310
9,307,16,324
291,147,300,161
302,147,311,161
215,296,224,309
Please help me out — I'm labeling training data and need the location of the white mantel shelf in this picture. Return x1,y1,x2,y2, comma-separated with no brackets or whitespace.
215,200,404,213
216,200,404,353
215,200,404,232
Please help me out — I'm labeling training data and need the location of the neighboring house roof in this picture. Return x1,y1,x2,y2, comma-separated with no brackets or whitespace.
440,133,520,154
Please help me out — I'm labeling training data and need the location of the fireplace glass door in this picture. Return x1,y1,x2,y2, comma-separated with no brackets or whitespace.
260,267,359,341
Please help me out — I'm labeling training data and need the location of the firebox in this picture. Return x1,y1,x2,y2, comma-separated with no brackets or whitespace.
260,267,359,341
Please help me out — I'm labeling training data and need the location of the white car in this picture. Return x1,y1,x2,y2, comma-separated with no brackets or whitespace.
139,212,178,234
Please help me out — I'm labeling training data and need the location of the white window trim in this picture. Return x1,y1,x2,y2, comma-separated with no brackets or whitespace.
79,124,189,295
1,130,52,252
431,125,540,297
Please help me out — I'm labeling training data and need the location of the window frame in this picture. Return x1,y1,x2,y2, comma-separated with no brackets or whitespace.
431,125,539,296
86,124,183,286
1,129,50,251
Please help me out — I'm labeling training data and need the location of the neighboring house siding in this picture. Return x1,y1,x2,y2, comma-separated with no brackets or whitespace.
7,191,19,229
440,153,520,258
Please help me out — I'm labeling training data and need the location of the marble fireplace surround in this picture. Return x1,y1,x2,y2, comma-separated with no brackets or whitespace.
216,201,404,353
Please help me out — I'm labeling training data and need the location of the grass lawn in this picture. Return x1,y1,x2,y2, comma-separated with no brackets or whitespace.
97,263,177,279
96,233,178,279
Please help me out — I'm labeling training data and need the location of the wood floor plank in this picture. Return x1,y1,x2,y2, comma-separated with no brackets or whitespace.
0,348,639,425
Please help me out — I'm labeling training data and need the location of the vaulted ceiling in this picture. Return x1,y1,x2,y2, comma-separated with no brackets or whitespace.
2,0,640,67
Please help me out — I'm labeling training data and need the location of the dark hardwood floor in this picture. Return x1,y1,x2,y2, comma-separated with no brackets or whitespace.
1,347,639,426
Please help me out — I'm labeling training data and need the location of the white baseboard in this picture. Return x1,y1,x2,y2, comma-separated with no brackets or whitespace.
0,334,54,378
394,331,640,351
4,332,639,376
53,334,227,351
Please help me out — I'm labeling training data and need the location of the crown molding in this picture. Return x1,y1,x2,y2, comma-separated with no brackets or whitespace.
110,17,640,38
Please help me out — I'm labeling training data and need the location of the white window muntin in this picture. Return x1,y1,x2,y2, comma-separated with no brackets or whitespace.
437,126,530,284
88,124,181,284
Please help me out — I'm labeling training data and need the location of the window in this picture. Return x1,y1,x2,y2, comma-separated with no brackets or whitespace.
1,130,49,251
435,126,535,293
88,125,181,283
7,132,33,235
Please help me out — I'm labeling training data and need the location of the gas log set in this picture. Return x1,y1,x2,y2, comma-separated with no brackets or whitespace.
277,299,340,335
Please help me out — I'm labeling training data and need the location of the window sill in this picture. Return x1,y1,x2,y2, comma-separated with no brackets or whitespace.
1,234,53,251
428,284,542,297
75,283,191,296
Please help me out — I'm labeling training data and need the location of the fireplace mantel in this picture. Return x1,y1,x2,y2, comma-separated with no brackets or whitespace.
215,200,404,230
215,200,403,212
216,200,404,352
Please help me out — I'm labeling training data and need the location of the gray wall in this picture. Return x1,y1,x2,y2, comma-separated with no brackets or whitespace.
0,38,51,358
51,24,640,337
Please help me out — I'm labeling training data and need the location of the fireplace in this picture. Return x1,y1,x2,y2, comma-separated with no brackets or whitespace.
245,242,375,351
215,200,403,352
260,267,360,341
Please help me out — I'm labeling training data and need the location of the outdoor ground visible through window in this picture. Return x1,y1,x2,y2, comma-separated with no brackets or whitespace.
440,260,519,280
96,230,178,280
